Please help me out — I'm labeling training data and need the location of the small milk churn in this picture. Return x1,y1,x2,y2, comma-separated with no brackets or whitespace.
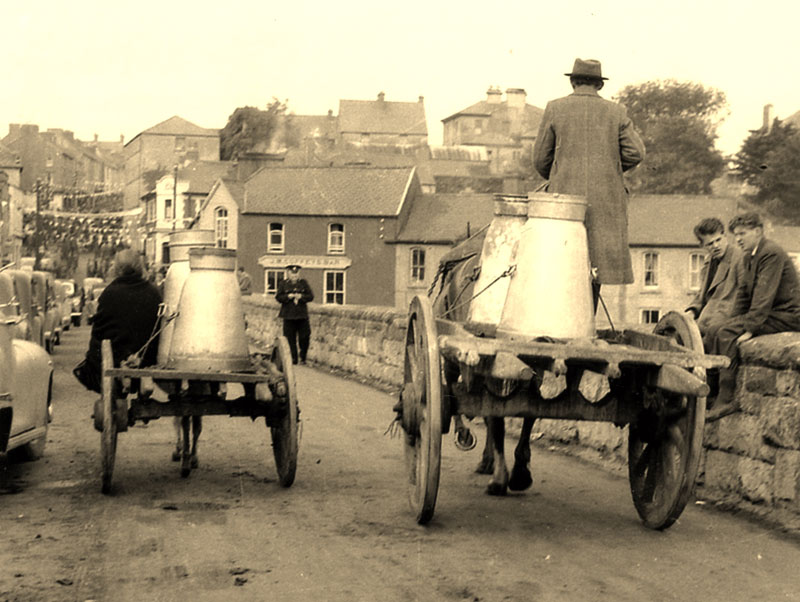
166,247,251,372
466,194,529,329
496,192,595,340
157,229,215,365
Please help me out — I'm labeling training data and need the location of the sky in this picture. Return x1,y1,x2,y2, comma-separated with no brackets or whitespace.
2,0,799,157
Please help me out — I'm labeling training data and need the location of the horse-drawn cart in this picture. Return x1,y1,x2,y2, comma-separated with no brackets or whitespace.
97,337,298,494
398,192,730,529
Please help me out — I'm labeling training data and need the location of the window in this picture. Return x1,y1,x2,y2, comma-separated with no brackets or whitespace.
214,207,228,248
265,269,285,295
643,252,659,288
689,252,704,290
328,223,345,254
183,197,197,219
161,241,171,265
268,223,284,253
146,198,156,222
175,136,186,152
640,309,661,324
324,270,345,304
410,248,426,282
164,197,173,220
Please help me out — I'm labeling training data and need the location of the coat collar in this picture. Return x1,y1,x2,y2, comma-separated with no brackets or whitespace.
571,87,601,97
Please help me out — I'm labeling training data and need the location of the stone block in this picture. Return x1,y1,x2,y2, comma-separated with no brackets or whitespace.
776,370,800,396
738,457,773,503
742,365,778,396
704,449,739,493
738,391,768,415
773,449,800,501
715,413,775,463
537,419,579,444
757,397,800,449
703,420,720,448
575,422,625,453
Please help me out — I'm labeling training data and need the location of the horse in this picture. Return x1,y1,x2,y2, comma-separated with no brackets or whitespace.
429,227,535,497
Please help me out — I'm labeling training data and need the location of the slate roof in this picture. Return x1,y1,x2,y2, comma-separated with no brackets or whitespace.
243,166,416,217
628,195,738,246
338,99,427,136
133,116,218,141
179,160,234,193
395,193,495,243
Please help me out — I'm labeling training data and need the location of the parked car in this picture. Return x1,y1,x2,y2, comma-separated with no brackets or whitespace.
7,270,41,346
54,280,73,335
82,277,105,325
32,271,60,353
59,279,83,326
0,293,54,460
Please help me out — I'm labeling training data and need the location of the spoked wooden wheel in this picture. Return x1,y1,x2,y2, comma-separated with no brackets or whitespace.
401,295,443,524
270,336,299,488
629,311,706,529
100,339,118,495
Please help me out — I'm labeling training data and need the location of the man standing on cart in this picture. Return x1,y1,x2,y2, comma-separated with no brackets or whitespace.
533,58,646,307
275,264,314,365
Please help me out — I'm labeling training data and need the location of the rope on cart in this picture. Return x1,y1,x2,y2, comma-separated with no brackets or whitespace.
124,304,179,368
439,264,516,319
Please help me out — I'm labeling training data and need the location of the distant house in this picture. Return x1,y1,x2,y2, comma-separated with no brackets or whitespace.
442,87,543,177
338,92,427,147
390,193,495,308
193,177,243,251
236,165,421,305
143,160,232,267
599,195,739,329
123,116,219,210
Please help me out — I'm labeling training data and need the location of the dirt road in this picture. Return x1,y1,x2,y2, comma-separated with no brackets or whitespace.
2,325,800,601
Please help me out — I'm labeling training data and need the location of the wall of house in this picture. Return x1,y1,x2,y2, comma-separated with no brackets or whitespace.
393,243,452,309
239,214,397,306
339,132,427,147
195,185,239,251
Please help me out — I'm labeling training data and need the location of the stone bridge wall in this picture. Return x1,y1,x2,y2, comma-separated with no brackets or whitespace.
243,296,800,529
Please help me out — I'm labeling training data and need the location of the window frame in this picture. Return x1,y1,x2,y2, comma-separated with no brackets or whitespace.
643,251,660,288
214,206,228,248
640,308,661,325
323,269,346,305
328,223,345,255
689,252,704,291
268,222,284,253
410,247,426,283
265,269,285,296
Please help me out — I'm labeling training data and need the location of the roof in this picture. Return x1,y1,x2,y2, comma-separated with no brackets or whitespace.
395,193,495,243
338,98,427,136
128,116,218,145
628,195,738,246
784,110,800,129
442,100,544,143
179,160,234,193
243,166,416,217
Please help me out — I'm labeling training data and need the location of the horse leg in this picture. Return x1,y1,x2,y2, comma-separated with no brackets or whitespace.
486,417,508,496
508,417,535,491
171,416,182,461
190,416,202,469
180,416,191,477
475,417,495,474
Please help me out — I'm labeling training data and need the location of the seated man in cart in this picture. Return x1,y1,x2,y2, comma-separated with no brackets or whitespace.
74,250,162,417
706,213,800,421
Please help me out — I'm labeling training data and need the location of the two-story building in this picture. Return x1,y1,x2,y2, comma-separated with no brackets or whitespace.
123,116,220,210
337,93,427,148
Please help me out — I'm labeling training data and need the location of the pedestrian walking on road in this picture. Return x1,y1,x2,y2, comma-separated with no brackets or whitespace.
237,266,253,296
275,264,314,365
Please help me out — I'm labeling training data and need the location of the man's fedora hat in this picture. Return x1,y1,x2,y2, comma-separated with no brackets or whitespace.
564,58,608,80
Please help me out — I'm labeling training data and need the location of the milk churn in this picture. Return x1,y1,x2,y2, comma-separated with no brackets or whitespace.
156,229,215,365
466,194,529,329
496,192,595,340
166,247,251,372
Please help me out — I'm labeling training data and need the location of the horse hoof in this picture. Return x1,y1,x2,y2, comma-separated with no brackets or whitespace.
190,455,198,469
508,465,533,491
171,450,181,462
475,458,494,475
486,482,507,496
180,467,190,478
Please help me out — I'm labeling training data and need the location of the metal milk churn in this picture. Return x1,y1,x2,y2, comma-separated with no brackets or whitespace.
496,192,595,340
157,229,215,365
466,194,529,329
166,247,251,372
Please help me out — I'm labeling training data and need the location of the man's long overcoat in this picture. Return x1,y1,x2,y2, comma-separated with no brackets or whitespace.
533,88,645,284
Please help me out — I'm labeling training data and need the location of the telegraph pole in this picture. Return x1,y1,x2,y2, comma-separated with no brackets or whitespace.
34,179,42,270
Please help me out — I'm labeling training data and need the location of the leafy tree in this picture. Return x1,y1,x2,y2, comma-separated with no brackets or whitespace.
614,80,727,194
220,99,299,161
734,120,800,221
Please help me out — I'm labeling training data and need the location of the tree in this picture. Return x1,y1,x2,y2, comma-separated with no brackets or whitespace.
220,99,300,161
614,80,727,194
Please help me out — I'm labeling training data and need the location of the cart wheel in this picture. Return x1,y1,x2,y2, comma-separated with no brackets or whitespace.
270,336,299,487
100,339,118,495
628,311,706,529
402,295,443,525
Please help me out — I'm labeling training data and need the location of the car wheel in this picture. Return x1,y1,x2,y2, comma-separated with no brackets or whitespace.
16,436,47,461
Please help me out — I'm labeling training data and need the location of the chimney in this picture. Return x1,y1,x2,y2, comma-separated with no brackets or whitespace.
763,104,774,133
21,124,39,136
120,134,124,143
486,86,502,104
94,133,99,142
377,91,385,102
418,95,424,104
327,109,333,117
505,88,527,109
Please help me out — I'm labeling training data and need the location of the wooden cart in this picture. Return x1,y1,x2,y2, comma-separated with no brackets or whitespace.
97,336,298,494
399,295,730,529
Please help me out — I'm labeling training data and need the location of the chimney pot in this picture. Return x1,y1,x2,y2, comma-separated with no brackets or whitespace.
763,104,774,133
418,95,424,103
378,91,385,102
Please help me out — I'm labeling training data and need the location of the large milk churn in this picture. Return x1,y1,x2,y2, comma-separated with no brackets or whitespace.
157,229,215,365
166,247,251,372
496,192,595,340
466,194,529,329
